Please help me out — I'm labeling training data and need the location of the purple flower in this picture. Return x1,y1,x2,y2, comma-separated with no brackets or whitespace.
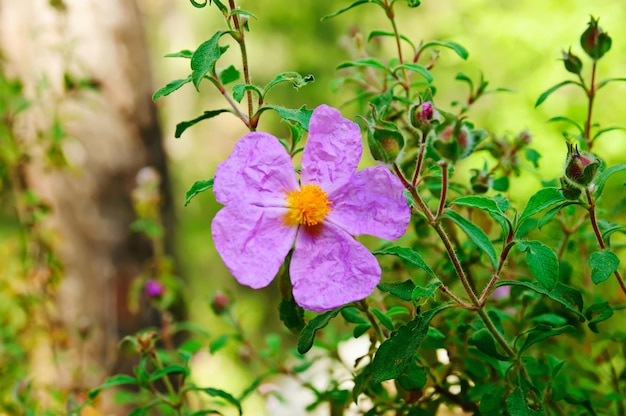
211,105,411,312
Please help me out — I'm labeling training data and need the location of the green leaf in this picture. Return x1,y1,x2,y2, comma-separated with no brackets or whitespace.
263,72,315,97
258,105,313,131
450,195,510,234
517,187,566,228
377,280,416,302
535,80,582,107
373,246,435,276
191,31,229,90
232,83,263,103
88,375,138,399
518,324,575,354
175,109,230,138
397,362,427,391
195,387,242,416
525,148,541,168
506,387,534,416
602,224,626,247
585,302,614,333
367,30,415,50
547,115,585,136
392,63,433,82
412,279,442,301
593,163,626,198
592,126,626,141
442,209,498,269
372,304,450,382
495,280,584,319
468,328,511,361
150,365,188,382
279,298,305,334
218,65,240,85
337,58,390,73
420,40,469,60
588,250,620,285
372,308,394,331
228,9,257,20
517,241,559,291
184,178,214,206
596,76,626,91
297,306,346,354
341,307,367,324
164,49,193,58
321,0,383,21
153,75,192,100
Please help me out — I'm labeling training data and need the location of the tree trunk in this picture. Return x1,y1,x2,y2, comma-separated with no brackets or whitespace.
0,0,174,407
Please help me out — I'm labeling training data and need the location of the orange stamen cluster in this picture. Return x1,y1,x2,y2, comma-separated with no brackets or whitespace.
285,184,332,226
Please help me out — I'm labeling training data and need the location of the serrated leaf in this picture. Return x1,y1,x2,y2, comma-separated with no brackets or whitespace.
337,58,390,73
191,31,229,90
153,75,192,100
88,375,138,399
535,80,582,107
495,280,584,319
420,40,469,60
218,65,240,85
585,302,614,333
518,187,566,227
392,63,433,82
372,304,450,382
263,72,315,97
184,178,214,206
517,241,559,291
442,209,498,269
518,324,575,353
232,83,263,103
593,163,626,198
588,250,620,285
257,105,314,132
373,246,434,276
468,328,511,361
297,306,346,354
321,0,383,21
175,109,230,138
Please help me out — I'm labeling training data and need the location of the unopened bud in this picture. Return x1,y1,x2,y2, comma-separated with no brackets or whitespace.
145,279,165,299
580,16,612,60
367,126,405,164
559,176,582,200
211,292,231,315
410,101,434,130
433,122,472,163
562,48,583,75
470,168,491,194
564,142,600,187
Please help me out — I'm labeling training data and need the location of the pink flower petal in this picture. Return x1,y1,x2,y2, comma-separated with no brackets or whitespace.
290,223,381,312
213,132,298,206
301,105,362,193
327,165,410,240
212,204,296,289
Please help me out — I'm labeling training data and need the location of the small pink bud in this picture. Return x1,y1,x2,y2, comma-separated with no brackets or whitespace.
145,279,164,298
211,292,231,315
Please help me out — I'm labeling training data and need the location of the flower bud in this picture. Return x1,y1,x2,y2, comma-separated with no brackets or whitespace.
559,176,582,200
367,126,405,164
562,48,583,75
563,142,600,187
580,16,612,60
410,101,434,130
470,168,491,194
210,292,231,315
145,279,164,299
433,122,472,163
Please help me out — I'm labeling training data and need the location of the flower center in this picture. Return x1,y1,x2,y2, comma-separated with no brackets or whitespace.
285,184,332,226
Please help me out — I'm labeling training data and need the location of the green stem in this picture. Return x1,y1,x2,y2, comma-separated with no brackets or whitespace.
359,300,386,343
435,162,448,220
586,188,626,295
411,129,428,186
584,61,597,149
478,241,516,306
383,0,410,95
228,0,255,130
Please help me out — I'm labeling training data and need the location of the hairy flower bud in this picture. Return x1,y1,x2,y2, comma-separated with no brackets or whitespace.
367,125,405,164
559,176,582,200
470,168,491,194
433,121,472,163
562,48,583,75
564,142,600,187
580,16,612,60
